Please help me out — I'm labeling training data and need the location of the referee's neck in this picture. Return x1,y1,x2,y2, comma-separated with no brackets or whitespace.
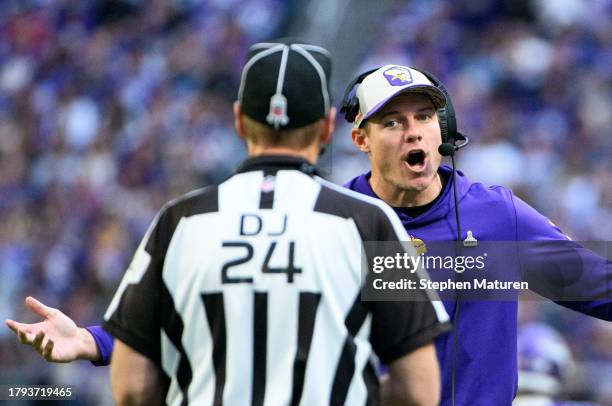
247,146,319,165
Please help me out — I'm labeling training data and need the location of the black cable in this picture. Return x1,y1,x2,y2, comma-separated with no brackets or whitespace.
451,297,461,406
449,153,462,406
438,138,470,405
451,154,461,242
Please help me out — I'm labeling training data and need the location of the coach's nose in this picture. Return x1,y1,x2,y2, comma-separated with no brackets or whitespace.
404,124,423,143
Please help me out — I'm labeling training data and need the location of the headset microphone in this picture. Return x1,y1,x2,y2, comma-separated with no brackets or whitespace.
438,143,456,157
438,134,470,157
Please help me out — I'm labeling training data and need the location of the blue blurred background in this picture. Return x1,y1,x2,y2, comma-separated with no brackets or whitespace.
0,0,610,404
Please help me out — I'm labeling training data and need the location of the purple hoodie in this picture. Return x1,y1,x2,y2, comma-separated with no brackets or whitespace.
89,164,610,405
345,165,611,405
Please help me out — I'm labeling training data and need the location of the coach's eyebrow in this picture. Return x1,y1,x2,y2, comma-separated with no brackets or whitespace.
416,107,436,114
377,107,435,120
377,110,401,119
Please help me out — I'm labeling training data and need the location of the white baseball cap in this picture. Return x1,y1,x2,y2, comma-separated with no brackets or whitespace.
354,65,446,127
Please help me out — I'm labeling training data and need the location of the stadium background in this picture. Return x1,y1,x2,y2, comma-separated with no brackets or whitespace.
0,0,610,404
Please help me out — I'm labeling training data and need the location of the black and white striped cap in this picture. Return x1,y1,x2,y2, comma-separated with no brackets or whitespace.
238,41,332,130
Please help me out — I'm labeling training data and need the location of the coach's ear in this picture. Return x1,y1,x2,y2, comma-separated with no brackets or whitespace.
233,101,246,140
352,126,370,153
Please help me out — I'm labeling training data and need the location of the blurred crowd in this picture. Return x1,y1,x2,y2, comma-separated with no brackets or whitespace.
0,0,288,403
0,0,610,404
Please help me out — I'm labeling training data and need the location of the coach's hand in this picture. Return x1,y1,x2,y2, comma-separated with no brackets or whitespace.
4,296,100,363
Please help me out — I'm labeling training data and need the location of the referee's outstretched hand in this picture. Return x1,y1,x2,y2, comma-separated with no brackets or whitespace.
5,296,99,363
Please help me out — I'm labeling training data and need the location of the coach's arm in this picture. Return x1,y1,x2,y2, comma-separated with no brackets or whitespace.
510,193,612,320
380,343,441,406
110,339,165,406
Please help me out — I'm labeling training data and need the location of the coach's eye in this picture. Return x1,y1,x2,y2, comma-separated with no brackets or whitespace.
415,113,433,122
384,119,401,128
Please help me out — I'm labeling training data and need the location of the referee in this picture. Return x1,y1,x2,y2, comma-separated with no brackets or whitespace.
103,41,450,406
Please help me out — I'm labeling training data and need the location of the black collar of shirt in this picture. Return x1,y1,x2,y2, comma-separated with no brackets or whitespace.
392,169,450,218
235,155,320,176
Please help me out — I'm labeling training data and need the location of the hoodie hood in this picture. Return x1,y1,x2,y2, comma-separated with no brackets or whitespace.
344,164,473,227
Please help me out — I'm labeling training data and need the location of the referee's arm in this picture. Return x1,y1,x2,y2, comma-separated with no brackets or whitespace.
363,201,449,406
380,343,440,406
110,339,165,406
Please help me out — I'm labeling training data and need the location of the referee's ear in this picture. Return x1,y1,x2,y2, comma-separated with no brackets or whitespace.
233,101,247,140
320,106,336,145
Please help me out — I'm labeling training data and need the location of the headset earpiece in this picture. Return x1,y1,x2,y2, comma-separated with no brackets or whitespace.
339,86,360,123
412,68,459,145
438,106,449,144
340,67,379,124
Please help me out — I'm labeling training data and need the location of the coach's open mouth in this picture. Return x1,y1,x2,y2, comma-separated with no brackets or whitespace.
405,149,426,170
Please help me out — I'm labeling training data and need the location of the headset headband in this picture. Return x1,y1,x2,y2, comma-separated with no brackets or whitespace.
340,66,465,143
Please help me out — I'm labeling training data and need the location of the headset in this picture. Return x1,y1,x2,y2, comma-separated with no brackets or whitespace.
341,67,468,406
339,66,468,152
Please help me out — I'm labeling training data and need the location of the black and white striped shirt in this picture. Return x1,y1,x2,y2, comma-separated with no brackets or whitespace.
104,155,449,406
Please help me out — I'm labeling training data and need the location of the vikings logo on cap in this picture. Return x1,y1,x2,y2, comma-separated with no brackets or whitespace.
383,66,413,86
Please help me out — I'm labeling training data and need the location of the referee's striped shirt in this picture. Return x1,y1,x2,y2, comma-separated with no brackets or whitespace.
104,155,450,406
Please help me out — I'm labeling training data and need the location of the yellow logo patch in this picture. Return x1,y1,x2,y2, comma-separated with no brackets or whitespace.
410,236,427,255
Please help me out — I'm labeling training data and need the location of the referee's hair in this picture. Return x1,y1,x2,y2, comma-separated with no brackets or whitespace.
241,113,324,149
